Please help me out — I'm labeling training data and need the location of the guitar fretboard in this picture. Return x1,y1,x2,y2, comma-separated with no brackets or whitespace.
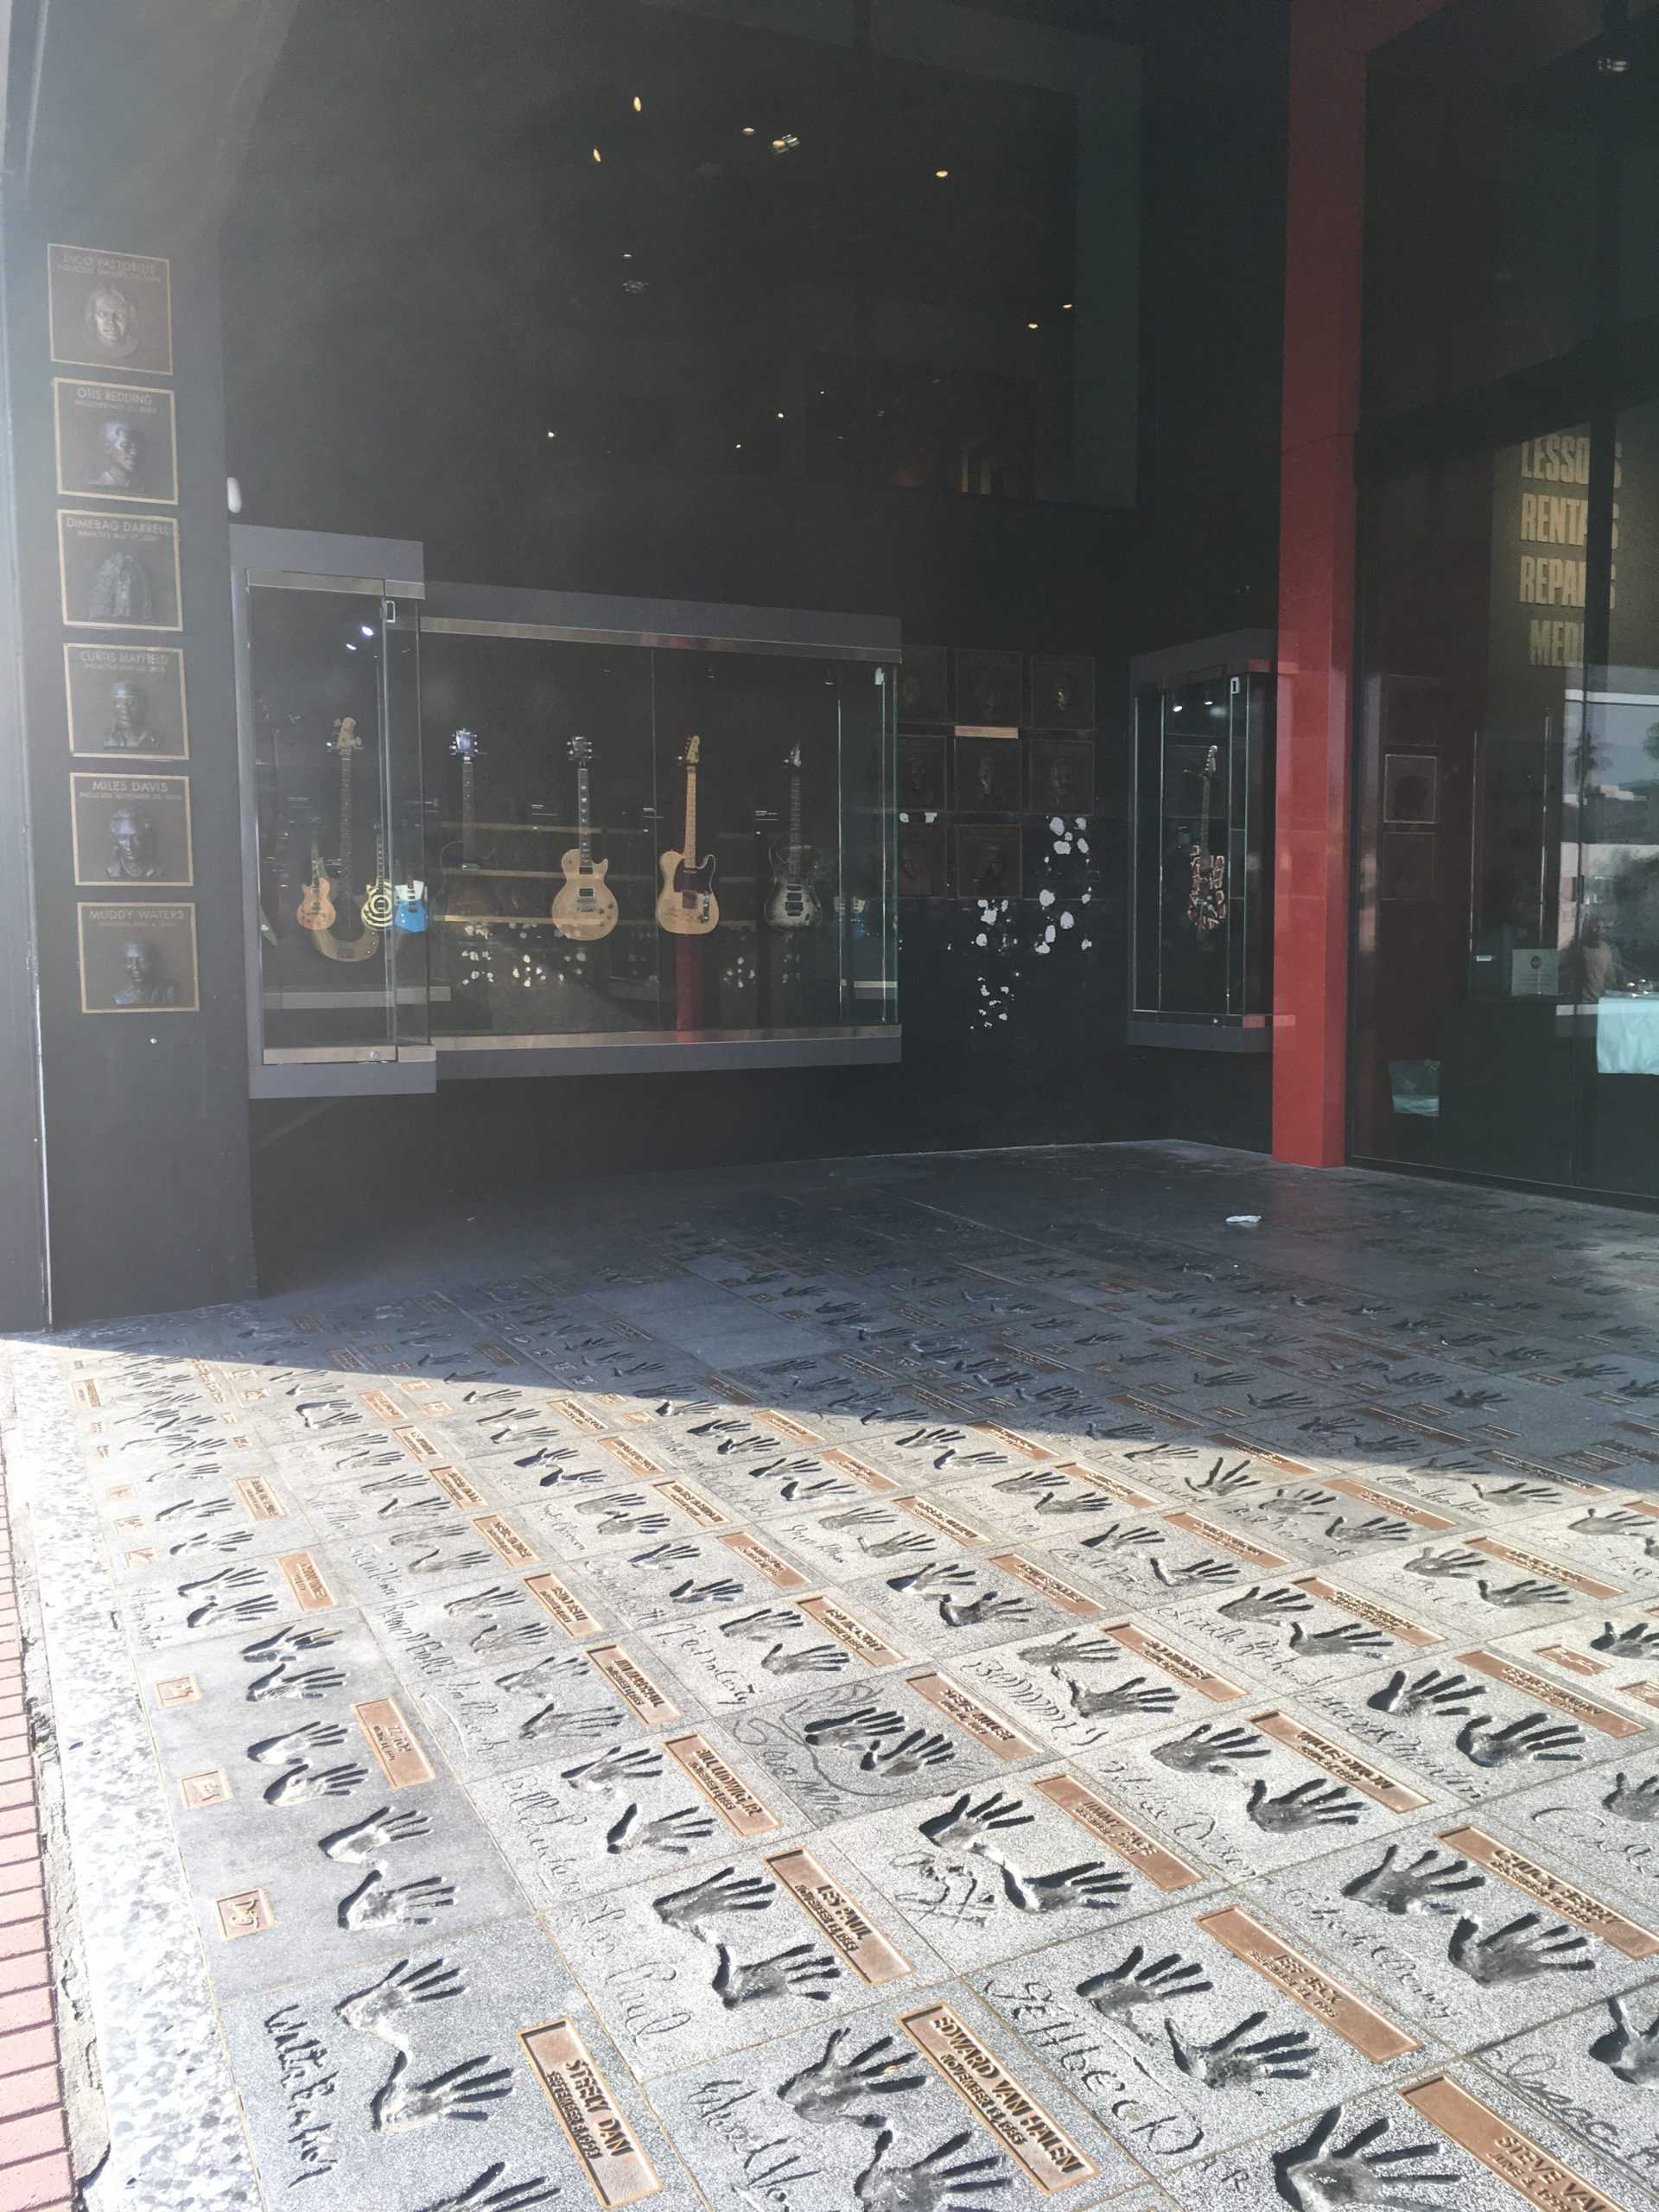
577,764,592,867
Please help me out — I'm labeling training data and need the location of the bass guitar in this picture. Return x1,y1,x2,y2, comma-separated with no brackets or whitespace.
439,728,493,920
550,734,619,940
1186,743,1227,935
315,718,386,963
765,742,820,931
656,734,719,936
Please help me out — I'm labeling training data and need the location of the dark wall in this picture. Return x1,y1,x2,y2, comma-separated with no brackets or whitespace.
228,0,1287,1260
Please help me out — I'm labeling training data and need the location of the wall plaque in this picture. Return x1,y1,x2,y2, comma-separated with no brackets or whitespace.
77,900,197,1014
48,244,173,375
59,510,181,630
70,772,192,887
519,2019,661,2209
54,378,177,504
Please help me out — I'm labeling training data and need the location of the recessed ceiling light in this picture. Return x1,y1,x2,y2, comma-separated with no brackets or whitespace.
546,430,556,438
735,442,743,449
776,410,785,419
632,93,643,111
623,251,632,258
935,168,949,179
741,125,755,135
1062,301,1074,310
592,146,602,162
1027,321,1039,330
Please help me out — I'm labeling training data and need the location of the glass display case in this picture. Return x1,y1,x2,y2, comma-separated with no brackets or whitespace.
1129,632,1274,1051
233,532,899,1096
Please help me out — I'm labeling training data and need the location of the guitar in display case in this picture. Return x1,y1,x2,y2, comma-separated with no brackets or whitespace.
765,742,821,931
314,717,386,963
656,734,719,936
550,734,619,941
439,728,493,921
1186,743,1228,935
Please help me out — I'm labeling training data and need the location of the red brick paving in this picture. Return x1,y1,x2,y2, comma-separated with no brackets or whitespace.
0,1463,70,2212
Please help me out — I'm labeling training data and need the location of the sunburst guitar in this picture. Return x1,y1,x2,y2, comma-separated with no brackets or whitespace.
550,734,619,941
656,734,720,936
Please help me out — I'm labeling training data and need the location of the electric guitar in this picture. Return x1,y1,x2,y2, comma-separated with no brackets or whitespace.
550,734,620,940
295,839,335,931
315,718,385,963
656,734,719,936
1186,743,1227,935
393,880,428,933
440,729,493,920
359,828,394,931
765,742,820,931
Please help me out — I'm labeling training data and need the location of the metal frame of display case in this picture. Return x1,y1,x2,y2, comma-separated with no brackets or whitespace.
232,533,901,1097
1128,629,1274,1054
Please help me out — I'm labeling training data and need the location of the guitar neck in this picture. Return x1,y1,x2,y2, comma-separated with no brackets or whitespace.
461,757,475,864
788,768,803,860
337,754,354,888
577,764,592,866
683,765,697,861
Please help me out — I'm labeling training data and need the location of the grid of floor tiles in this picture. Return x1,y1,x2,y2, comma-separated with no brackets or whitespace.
12,1144,1659,2209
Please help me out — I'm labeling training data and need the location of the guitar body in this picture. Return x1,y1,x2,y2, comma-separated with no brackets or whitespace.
314,896,385,963
394,884,428,934
766,844,821,931
296,871,335,933
656,849,720,935
551,849,619,940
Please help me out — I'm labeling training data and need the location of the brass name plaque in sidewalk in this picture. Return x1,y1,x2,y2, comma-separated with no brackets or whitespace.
520,2019,662,2208
1033,1774,1202,1891
1402,2076,1622,2212
899,2002,1096,2194
766,1848,910,1985
1253,1711,1427,1811
664,1732,780,1839
1198,1906,1420,2060
910,1672,1034,1761
1440,1826,1659,1958
720,1530,808,1590
353,1698,435,1789
797,1595,904,1667
524,1573,604,1638
586,1643,681,1725
276,1552,334,1611
1458,1649,1641,1737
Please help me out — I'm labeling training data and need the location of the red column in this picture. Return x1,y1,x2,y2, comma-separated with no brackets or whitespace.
1272,0,1441,1165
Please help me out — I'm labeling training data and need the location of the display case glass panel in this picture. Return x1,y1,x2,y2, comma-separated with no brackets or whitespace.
416,630,895,1043
235,535,898,1084
245,576,427,1058
1131,661,1271,1043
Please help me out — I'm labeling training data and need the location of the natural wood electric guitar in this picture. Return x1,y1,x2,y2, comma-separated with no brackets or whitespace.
295,839,335,932
315,718,385,963
765,742,820,931
656,734,719,936
550,734,619,940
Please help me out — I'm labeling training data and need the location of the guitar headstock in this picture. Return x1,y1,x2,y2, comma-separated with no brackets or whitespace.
1202,745,1219,775
332,715,361,754
450,728,480,762
785,743,803,770
569,735,592,765
684,735,702,767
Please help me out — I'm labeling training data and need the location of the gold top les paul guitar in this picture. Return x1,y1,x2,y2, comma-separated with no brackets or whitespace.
550,734,619,940
656,734,719,936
